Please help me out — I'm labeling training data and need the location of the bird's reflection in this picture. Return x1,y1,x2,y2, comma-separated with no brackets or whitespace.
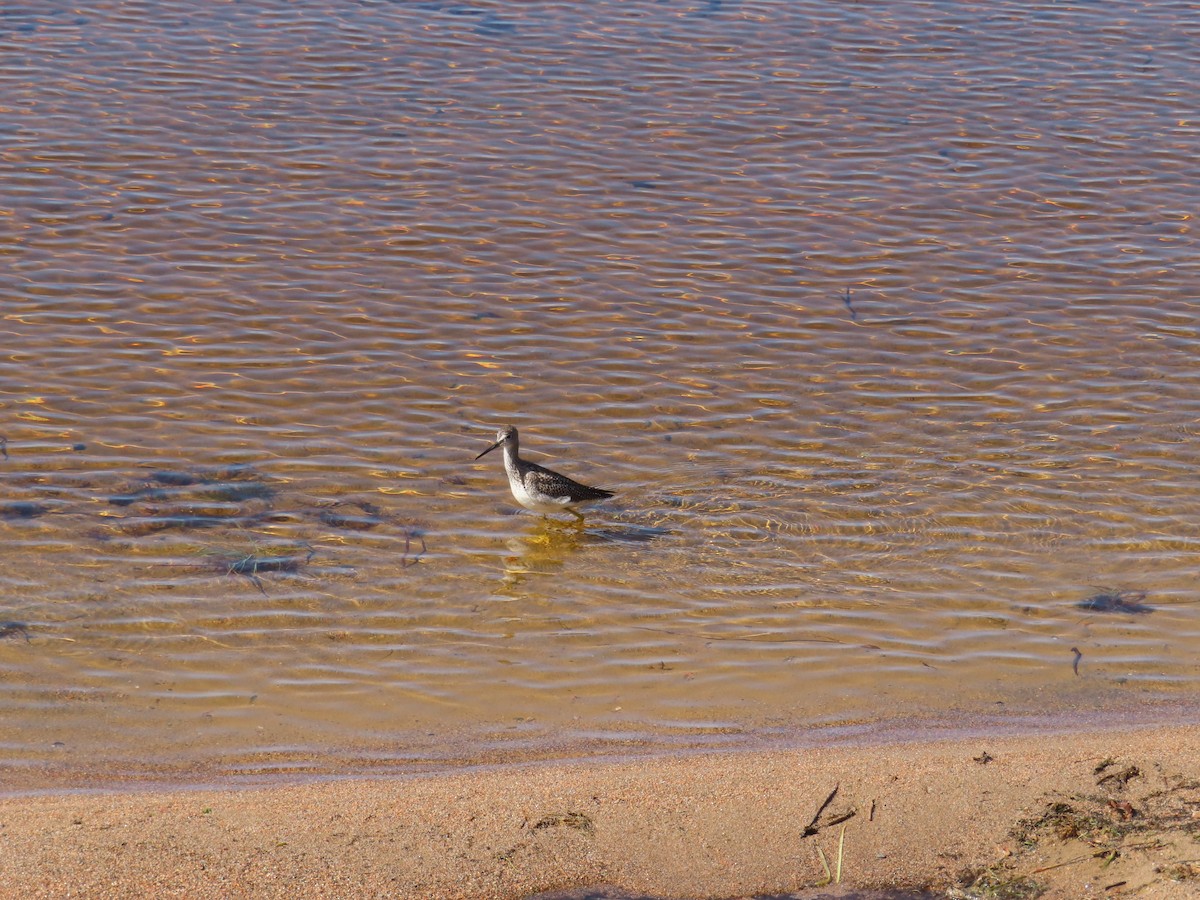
501,517,586,585
500,516,669,586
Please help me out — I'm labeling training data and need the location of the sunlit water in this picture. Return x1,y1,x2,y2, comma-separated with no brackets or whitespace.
2,0,1199,791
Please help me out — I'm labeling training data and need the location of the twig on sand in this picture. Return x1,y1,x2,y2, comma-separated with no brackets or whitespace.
802,784,840,837
1031,849,1117,874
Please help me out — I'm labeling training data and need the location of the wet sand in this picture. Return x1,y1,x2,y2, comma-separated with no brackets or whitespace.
2,719,1198,899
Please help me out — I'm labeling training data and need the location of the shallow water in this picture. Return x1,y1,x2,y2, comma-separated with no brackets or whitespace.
2,0,1199,790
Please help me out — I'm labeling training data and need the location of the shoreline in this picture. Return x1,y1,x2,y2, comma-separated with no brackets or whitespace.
8,696,1200,800
2,713,1199,898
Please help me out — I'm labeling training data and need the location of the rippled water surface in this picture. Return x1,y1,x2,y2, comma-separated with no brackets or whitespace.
2,0,1199,789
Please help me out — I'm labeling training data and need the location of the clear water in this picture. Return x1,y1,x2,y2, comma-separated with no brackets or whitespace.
2,0,1198,790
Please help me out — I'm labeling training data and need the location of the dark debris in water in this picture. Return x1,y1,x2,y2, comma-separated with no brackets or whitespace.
108,488,170,507
1,501,50,519
199,481,277,502
150,469,198,486
401,525,427,569
104,464,278,532
223,545,316,596
475,17,516,35
315,501,427,567
318,499,385,531
115,514,226,536
0,622,31,642
160,540,358,596
1076,589,1153,615
111,464,273,504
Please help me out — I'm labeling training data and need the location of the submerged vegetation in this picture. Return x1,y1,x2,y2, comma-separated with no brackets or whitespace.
1077,589,1153,615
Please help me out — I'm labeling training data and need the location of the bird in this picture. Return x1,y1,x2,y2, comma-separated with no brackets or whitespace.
474,425,614,518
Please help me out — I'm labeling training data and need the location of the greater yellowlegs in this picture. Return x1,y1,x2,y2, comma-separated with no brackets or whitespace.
475,425,614,517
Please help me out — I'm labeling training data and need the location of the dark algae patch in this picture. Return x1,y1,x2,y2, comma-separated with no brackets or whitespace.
317,499,385,530
222,544,317,595
1,501,49,519
200,481,276,502
101,464,279,535
1076,588,1153,615
149,469,199,486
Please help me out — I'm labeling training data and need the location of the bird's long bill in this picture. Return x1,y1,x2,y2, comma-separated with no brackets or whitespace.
475,438,503,460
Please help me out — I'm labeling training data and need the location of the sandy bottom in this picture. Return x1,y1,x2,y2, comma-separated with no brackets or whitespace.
2,719,1198,900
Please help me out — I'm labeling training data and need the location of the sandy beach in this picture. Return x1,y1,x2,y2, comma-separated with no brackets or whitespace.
2,718,1198,899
